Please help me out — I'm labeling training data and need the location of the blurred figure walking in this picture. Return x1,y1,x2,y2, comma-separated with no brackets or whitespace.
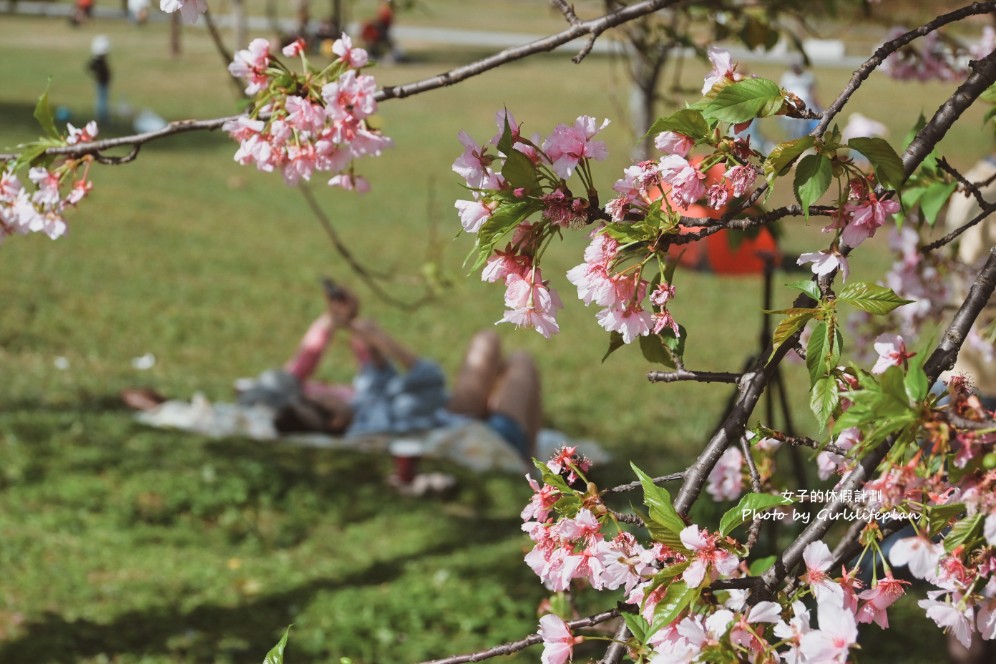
88,36,112,125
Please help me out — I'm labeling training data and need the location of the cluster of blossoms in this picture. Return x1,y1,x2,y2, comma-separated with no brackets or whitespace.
797,176,901,282
0,122,98,244
224,36,391,191
455,48,776,344
881,26,994,82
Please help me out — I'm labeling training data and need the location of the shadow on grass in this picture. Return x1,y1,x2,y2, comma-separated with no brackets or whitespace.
0,513,524,663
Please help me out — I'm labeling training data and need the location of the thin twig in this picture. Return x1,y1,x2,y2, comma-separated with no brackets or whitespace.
740,436,764,549
646,369,742,384
418,609,622,664
202,6,248,100
921,197,996,252
603,472,685,495
936,157,988,207
550,0,582,26
93,145,140,165
299,184,433,311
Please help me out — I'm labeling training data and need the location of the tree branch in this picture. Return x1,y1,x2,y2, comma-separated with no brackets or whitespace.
815,1,996,137
418,608,622,664
921,198,996,252
647,369,742,384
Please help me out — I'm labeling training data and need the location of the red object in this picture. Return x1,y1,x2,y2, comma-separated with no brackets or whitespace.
659,161,781,276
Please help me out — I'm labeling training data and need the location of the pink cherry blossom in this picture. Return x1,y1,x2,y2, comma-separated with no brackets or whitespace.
658,155,706,208
797,250,849,281
889,535,943,579
679,525,739,588
539,614,582,664
799,602,858,664
841,196,900,248
160,0,206,22
725,164,758,198
499,269,563,338
596,301,653,344
454,198,496,233
702,46,742,94
282,38,306,58
542,116,610,179
920,591,975,649
452,130,501,190
856,572,909,628
801,540,844,603
706,446,744,501
654,131,694,157
66,121,98,145
228,38,271,95
327,173,370,192
331,33,369,68
871,333,916,374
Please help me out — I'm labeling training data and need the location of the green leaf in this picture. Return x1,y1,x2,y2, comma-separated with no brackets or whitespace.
649,581,699,632
623,613,649,644
661,325,686,365
719,492,793,536
631,462,685,537
920,181,957,226
879,366,910,406
764,136,814,179
847,137,904,190
703,78,784,123
786,279,821,301
748,555,778,575
264,626,292,664
640,334,677,368
496,110,514,155
769,309,815,360
11,142,51,171
837,282,913,315
33,82,60,140
810,375,839,431
904,353,928,403
602,331,626,363
647,109,711,142
806,320,841,386
501,150,540,194
793,153,833,218
944,513,983,553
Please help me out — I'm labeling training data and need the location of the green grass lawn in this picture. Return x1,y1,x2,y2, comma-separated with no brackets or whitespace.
0,10,977,663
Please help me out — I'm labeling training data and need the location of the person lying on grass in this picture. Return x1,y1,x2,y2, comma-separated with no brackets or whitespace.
124,283,542,461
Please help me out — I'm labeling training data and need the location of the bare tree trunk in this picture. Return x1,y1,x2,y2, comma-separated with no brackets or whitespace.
170,11,182,58
233,0,248,50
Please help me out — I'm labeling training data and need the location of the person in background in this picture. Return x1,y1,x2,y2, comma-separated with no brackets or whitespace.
779,56,821,139
88,36,112,125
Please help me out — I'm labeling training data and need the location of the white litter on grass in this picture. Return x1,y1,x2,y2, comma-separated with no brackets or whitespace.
54,356,70,370
131,353,156,370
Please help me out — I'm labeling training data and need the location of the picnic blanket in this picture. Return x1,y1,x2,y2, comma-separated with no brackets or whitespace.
135,393,609,474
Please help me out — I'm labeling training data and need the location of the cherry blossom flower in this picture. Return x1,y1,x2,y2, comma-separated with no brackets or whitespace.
817,427,860,481
797,249,849,281
706,446,744,501
160,0,207,22
871,333,916,374
66,121,98,145
327,173,370,192
521,475,559,522
774,601,812,664
841,196,900,248
281,38,307,58
702,46,742,94
856,572,910,628
799,602,858,664
454,198,496,233
331,33,369,68
725,164,758,198
920,591,975,648
801,540,844,603
654,131,694,157
679,525,739,588
228,38,271,95
889,535,943,580
499,269,563,338
452,130,501,190
658,155,706,208
539,614,583,664
542,116,610,179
